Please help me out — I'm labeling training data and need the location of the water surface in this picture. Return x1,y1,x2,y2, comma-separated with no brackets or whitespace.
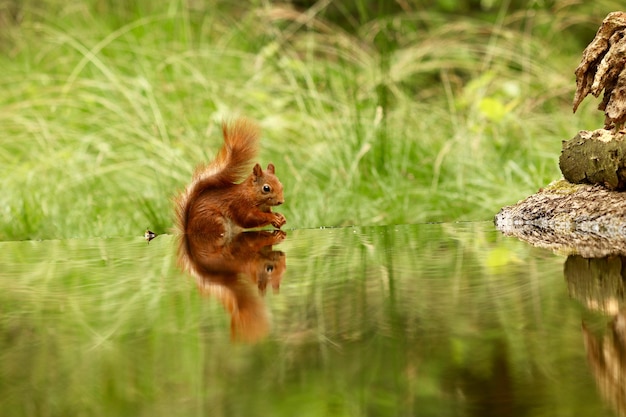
0,222,620,416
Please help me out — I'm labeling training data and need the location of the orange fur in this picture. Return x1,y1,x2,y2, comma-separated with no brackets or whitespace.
175,118,286,239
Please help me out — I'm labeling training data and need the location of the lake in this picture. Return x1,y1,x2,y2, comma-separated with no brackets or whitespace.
0,222,621,417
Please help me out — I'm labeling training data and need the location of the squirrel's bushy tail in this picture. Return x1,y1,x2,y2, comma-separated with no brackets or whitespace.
175,118,260,234
194,118,260,186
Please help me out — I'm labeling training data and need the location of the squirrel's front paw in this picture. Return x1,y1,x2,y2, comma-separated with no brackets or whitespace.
272,213,286,229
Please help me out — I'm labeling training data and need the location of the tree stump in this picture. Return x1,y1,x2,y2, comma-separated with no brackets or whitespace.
496,12,626,256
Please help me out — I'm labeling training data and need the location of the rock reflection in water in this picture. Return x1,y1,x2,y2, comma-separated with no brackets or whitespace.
564,255,626,416
495,221,626,259
582,312,626,417
565,255,626,417
566,256,626,315
497,219,626,416
177,230,286,343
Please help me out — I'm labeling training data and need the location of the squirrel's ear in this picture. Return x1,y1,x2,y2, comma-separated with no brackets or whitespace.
253,163,263,177
267,163,275,174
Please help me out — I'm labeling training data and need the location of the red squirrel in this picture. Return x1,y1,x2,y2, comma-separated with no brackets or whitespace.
175,118,286,237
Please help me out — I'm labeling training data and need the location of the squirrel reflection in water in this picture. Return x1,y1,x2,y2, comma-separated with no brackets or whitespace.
174,117,287,342
177,229,286,343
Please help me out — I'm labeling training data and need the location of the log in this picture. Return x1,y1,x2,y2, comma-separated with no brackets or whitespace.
559,129,626,190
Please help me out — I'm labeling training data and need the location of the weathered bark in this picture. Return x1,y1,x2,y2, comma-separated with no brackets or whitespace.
495,180,626,258
559,129,626,190
573,11,626,129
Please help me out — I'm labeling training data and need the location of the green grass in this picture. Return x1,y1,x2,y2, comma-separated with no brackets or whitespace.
0,0,617,240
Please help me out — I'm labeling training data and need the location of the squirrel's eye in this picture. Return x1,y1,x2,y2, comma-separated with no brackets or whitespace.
266,265,274,273
262,184,271,193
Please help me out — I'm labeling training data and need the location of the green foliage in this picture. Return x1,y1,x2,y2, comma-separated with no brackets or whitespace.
0,0,620,240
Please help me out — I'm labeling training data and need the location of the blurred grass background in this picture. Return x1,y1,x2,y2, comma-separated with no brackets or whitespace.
0,0,617,240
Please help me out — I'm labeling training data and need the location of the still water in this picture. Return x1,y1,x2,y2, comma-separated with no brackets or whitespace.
0,222,622,416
